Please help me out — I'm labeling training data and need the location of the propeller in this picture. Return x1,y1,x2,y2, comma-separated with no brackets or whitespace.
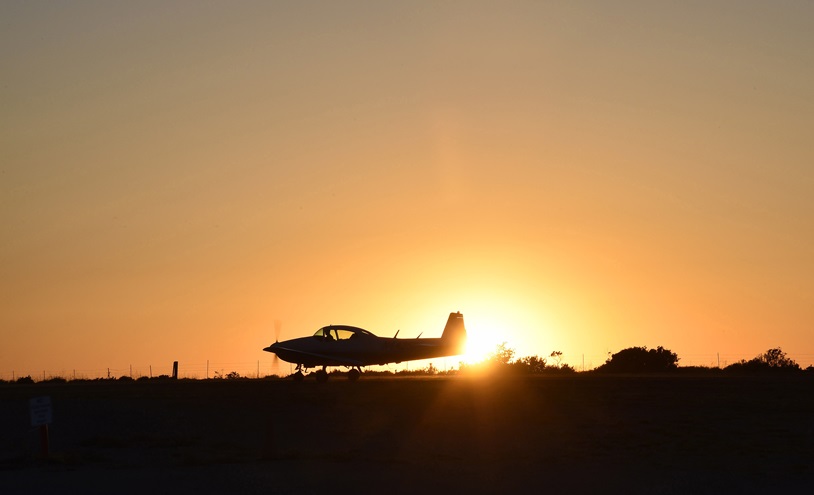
274,319,282,343
271,319,282,367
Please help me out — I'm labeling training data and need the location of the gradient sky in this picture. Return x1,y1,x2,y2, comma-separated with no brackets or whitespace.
2,1,813,378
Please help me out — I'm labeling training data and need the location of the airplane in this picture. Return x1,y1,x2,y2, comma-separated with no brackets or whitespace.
263,312,467,381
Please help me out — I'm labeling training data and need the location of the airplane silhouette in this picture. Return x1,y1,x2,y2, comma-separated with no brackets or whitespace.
263,312,467,381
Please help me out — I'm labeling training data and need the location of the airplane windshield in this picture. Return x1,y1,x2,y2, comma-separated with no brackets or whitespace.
313,327,358,340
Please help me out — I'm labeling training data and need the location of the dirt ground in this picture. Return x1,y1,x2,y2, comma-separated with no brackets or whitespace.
1,374,813,494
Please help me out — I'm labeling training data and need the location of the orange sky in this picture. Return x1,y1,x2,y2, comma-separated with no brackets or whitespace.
2,1,813,378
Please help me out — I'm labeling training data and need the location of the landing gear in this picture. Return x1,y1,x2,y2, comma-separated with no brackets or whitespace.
292,364,305,382
290,364,360,382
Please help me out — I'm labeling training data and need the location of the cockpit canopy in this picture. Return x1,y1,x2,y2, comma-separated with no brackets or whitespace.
313,325,375,341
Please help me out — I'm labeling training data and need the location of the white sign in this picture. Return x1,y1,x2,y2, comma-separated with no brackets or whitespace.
29,396,52,427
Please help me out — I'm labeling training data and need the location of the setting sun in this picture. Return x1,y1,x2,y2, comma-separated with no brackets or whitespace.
461,329,499,364
3,2,812,491
2,1,814,379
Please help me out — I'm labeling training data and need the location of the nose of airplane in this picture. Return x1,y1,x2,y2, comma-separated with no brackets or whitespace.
263,342,279,353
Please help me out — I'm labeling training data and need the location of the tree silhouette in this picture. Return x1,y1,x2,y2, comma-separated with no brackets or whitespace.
759,348,799,369
488,342,516,366
596,346,679,373
725,348,800,373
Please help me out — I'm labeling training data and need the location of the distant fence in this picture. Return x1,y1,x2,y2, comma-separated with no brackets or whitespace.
0,358,456,382
0,360,287,382
3,352,812,382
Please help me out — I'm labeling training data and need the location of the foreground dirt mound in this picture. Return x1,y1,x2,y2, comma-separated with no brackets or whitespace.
1,375,812,494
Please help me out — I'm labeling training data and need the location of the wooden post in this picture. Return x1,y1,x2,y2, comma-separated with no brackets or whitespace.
40,424,49,458
172,361,178,379
206,360,209,379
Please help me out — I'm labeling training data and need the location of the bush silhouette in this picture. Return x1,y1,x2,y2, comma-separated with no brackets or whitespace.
487,342,516,366
596,346,679,373
725,348,800,373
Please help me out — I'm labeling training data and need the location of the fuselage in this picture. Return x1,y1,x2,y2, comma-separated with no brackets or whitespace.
263,313,467,369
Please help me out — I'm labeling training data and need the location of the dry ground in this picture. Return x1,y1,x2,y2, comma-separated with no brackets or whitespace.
1,374,813,494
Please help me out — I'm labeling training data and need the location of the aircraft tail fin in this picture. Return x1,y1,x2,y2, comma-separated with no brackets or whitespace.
441,312,467,352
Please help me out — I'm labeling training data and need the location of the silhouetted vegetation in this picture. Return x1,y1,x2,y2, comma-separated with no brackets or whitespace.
676,365,723,375
488,342,516,366
5,346,812,383
724,348,801,373
458,343,576,375
595,346,679,373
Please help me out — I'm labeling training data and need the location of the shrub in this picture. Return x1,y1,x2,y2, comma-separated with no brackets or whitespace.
725,348,800,373
596,346,679,373
487,342,516,366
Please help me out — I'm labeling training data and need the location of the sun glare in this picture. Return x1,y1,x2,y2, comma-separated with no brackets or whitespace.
462,331,499,364
455,295,552,365
461,314,509,364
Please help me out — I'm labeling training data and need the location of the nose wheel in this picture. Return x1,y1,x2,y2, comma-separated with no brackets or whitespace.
291,364,305,381
348,368,361,381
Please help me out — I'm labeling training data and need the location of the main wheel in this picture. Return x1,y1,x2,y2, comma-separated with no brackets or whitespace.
347,369,361,381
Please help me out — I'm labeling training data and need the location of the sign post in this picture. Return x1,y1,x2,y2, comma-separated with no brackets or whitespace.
29,396,52,458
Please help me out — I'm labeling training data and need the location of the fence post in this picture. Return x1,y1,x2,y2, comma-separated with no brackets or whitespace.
40,425,50,458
